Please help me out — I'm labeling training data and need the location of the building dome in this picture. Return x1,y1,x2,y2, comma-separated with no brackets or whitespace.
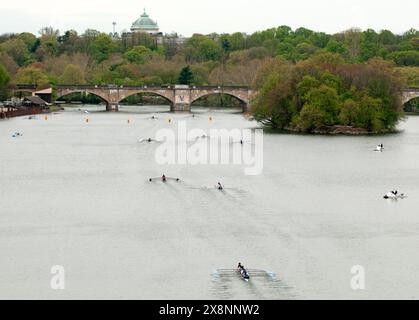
131,9,159,33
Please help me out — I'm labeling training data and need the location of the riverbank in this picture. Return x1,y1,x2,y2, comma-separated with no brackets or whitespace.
1,107,43,119
0,105,64,119
263,124,398,136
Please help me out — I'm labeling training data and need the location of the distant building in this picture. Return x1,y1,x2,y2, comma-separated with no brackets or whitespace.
23,96,48,109
131,9,160,35
120,9,187,47
1,96,48,118
33,87,52,103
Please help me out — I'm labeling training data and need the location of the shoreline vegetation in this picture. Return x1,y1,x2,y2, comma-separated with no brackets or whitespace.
262,125,399,136
251,54,407,134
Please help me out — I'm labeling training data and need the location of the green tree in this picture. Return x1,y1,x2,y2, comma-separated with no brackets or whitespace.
185,35,223,62
0,52,19,75
339,99,360,126
58,30,81,54
294,104,326,132
296,42,317,60
0,38,30,66
229,32,247,51
0,63,10,99
396,67,419,88
59,64,85,84
178,66,194,85
360,29,381,61
89,33,115,63
326,39,346,54
251,58,297,129
389,51,419,66
251,52,404,133
378,30,397,45
15,66,49,86
36,27,60,60
124,45,153,65
18,33,38,52
302,85,341,125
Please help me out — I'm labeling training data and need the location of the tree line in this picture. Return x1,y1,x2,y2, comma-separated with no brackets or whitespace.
0,26,417,90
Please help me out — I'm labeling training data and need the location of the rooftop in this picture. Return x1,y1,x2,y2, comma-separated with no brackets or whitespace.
131,9,159,31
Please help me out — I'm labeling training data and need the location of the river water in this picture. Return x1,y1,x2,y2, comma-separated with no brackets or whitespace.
1,105,419,299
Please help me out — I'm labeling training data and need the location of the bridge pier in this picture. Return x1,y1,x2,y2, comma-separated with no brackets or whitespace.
242,102,250,113
106,103,119,112
171,103,191,112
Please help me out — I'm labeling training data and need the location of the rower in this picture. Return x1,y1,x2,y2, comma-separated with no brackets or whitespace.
217,182,223,190
147,138,152,143
162,175,167,182
238,262,243,270
240,139,243,145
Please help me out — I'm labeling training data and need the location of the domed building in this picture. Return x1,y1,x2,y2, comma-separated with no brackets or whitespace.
131,9,160,35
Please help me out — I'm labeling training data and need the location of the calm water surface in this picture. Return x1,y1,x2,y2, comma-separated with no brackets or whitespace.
1,105,418,299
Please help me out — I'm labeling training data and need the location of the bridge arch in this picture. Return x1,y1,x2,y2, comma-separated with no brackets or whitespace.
117,90,175,105
190,90,250,112
56,89,110,104
402,90,419,105
404,96,419,112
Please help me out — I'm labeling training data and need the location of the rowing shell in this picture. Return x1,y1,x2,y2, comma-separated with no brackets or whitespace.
238,268,250,282
149,177,181,182
383,194,407,199
138,139,162,143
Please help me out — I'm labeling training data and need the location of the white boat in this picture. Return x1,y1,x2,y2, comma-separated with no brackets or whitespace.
374,145,384,152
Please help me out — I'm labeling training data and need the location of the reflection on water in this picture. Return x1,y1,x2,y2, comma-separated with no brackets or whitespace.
211,269,296,299
1,105,419,299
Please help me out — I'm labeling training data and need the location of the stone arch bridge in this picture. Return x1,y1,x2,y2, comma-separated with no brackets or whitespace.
402,88,419,104
15,85,253,112
14,85,419,112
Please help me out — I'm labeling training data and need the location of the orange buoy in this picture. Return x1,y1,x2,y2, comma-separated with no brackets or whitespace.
168,118,172,123
44,116,48,121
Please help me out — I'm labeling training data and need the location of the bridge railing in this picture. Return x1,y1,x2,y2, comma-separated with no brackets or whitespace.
54,84,251,90
189,85,250,90
12,84,416,92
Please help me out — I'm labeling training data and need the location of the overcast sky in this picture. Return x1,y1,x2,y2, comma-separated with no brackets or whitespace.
0,0,418,36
